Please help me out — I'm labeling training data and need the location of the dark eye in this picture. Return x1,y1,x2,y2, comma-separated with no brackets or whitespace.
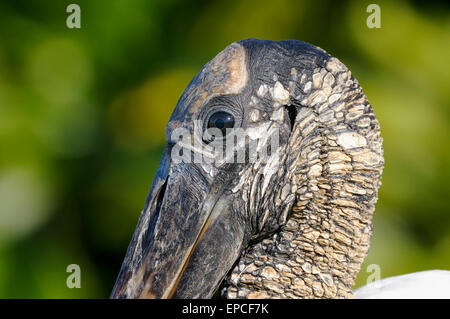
207,111,235,136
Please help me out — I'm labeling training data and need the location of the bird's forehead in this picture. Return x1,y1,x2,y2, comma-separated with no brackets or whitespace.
171,43,247,120
166,39,330,136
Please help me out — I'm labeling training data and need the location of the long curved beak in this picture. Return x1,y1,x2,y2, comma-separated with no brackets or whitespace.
110,146,246,298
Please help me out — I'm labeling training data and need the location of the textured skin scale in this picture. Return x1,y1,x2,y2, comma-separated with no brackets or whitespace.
221,41,384,299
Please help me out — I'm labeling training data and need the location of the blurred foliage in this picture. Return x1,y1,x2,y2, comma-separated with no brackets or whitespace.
0,0,449,297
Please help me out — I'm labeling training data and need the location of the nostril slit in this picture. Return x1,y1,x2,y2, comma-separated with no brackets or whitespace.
155,179,167,216
142,178,168,250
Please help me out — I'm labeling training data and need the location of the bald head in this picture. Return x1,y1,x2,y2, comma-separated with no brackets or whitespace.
111,39,383,299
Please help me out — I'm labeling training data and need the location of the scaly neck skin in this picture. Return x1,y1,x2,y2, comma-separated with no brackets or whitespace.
222,57,384,298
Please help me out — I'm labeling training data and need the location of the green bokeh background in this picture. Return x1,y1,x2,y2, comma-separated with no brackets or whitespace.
0,0,449,298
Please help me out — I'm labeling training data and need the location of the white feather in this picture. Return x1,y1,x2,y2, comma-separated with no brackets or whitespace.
354,270,450,299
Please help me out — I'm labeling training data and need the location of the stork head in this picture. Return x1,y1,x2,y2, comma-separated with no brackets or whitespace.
111,39,383,299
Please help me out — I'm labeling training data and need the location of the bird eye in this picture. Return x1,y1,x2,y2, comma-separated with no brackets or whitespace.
206,111,235,137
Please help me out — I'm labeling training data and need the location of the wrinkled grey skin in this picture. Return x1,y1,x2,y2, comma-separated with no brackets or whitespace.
110,39,383,299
